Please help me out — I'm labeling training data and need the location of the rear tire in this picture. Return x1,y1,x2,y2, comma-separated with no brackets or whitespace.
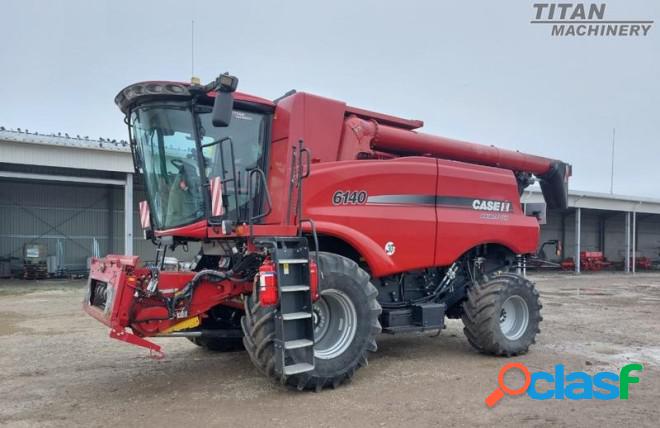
241,252,381,390
461,273,542,356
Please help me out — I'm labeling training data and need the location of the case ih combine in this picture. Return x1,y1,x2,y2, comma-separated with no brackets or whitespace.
83,73,571,390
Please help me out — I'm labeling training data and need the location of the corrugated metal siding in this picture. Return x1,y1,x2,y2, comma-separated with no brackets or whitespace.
0,179,199,271
539,210,660,261
637,216,660,260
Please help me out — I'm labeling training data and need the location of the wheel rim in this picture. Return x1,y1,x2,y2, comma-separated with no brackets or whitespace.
312,289,357,360
499,295,529,341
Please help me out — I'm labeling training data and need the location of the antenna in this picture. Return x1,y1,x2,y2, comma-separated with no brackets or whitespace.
610,128,615,194
190,20,200,85
191,20,195,79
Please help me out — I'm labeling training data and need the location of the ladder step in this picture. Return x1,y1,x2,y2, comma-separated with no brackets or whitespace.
282,312,312,321
283,363,315,375
278,259,308,264
281,285,310,292
284,339,314,350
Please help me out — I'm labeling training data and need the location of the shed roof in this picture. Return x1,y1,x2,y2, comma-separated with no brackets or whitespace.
0,129,132,173
522,188,660,215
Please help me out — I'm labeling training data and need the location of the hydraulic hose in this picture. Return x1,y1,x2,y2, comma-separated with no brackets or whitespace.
169,269,234,315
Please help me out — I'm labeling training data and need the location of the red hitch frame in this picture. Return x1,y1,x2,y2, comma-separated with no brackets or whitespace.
83,255,251,356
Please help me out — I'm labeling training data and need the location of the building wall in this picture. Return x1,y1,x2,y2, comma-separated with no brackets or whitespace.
634,215,660,260
0,179,199,271
539,210,660,262
2,177,659,271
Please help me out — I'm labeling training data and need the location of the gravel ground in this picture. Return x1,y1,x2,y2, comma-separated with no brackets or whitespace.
1,272,659,427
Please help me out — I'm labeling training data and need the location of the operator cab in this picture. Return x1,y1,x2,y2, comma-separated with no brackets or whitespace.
115,78,274,232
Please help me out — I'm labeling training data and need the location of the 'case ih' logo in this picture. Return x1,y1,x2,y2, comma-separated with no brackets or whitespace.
472,199,512,212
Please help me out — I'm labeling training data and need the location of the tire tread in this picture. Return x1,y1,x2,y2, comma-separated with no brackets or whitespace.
241,252,381,390
461,273,541,356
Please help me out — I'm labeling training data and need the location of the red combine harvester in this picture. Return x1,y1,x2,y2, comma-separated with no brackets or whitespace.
83,73,571,390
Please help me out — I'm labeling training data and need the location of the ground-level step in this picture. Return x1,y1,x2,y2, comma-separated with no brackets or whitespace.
283,362,315,375
281,312,312,321
284,339,314,350
277,259,309,264
280,285,310,292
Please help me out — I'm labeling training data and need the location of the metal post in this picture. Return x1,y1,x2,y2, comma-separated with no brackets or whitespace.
632,210,636,274
107,187,114,254
598,215,606,254
560,213,566,259
610,128,615,194
575,208,581,274
625,212,631,273
124,173,134,256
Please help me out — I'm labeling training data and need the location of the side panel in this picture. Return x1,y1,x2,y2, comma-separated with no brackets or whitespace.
266,92,350,225
434,159,539,265
303,157,437,277
265,94,297,225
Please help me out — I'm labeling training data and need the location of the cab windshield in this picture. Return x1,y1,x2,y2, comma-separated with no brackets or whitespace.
130,101,267,230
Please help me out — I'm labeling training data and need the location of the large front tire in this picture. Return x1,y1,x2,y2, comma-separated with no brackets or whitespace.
461,273,542,356
241,252,381,390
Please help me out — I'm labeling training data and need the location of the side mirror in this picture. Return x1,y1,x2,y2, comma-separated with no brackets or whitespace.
212,92,234,127
211,73,239,127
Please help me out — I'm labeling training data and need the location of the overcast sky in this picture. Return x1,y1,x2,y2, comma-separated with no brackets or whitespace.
1,0,658,197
